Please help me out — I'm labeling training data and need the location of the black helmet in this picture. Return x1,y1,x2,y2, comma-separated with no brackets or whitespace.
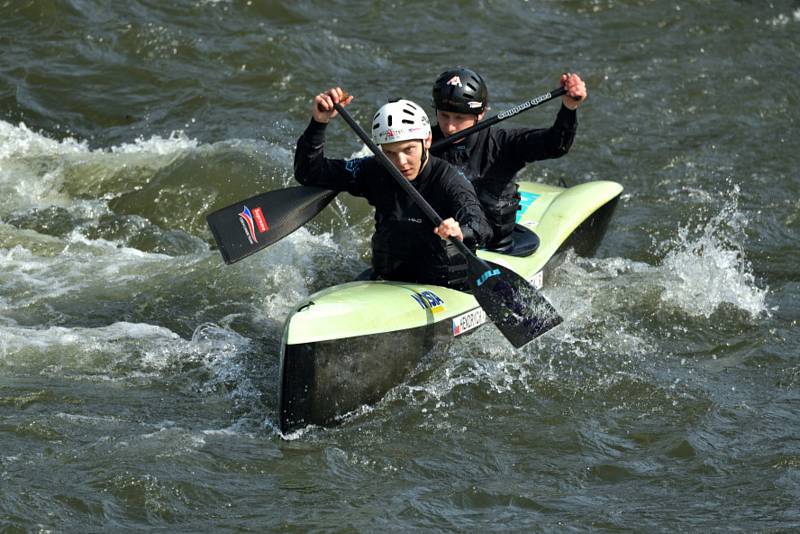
432,67,488,115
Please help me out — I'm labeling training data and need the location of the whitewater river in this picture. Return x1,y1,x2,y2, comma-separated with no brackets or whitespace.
1,1,798,531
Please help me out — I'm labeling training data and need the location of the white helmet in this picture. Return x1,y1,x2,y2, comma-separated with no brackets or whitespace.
371,99,432,145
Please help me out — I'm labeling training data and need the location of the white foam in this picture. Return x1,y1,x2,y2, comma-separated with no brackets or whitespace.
766,13,791,26
657,184,768,318
0,120,89,160
660,227,767,317
0,236,183,311
548,184,768,320
0,322,182,376
55,412,123,425
188,323,260,403
109,130,198,155
0,120,201,215
0,321,179,352
0,320,266,427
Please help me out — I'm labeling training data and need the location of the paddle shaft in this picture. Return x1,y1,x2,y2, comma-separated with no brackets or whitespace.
333,102,478,261
429,86,566,151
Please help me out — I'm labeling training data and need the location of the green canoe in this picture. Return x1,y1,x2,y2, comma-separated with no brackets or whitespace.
278,179,623,432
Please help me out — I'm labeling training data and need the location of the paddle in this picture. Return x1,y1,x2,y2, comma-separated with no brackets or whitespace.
206,186,337,264
332,100,563,347
429,86,566,150
206,86,567,264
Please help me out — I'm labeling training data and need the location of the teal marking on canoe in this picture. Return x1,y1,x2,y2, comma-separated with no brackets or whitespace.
516,192,541,222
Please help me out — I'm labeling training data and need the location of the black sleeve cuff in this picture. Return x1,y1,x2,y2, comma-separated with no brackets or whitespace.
461,227,478,249
303,118,328,148
556,104,578,127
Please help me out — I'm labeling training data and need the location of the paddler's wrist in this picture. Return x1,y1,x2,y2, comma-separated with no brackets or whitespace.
555,104,578,129
303,118,328,148
461,227,476,248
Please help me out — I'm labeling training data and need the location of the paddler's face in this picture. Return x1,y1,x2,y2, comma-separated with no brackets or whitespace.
436,110,485,138
380,135,432,180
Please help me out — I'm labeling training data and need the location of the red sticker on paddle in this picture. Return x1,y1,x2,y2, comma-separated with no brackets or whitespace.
253,207,269,233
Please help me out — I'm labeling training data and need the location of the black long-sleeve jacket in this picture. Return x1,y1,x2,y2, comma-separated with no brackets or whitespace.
431,105,577,249
294,119,492,287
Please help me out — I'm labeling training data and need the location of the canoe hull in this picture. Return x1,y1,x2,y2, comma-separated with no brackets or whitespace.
279,317,453,430
559,194,621,257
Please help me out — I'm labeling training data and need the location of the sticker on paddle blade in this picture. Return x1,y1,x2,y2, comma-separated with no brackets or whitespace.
238,205,260,244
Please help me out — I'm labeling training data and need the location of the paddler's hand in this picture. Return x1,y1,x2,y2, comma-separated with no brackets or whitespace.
312,87,353,123
560,72,587,110
434,218,464,241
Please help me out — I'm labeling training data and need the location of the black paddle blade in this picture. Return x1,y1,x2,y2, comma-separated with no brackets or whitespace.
206,186,337,264
467,258,563,348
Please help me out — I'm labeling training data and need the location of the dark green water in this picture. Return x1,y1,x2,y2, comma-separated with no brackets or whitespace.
1,1,798,531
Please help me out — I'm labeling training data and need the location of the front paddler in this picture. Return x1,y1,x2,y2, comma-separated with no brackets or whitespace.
294,87,492,289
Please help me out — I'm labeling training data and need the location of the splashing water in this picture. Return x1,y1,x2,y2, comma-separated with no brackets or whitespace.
657,184,767,318
387,181,772,422
0,120,200,216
